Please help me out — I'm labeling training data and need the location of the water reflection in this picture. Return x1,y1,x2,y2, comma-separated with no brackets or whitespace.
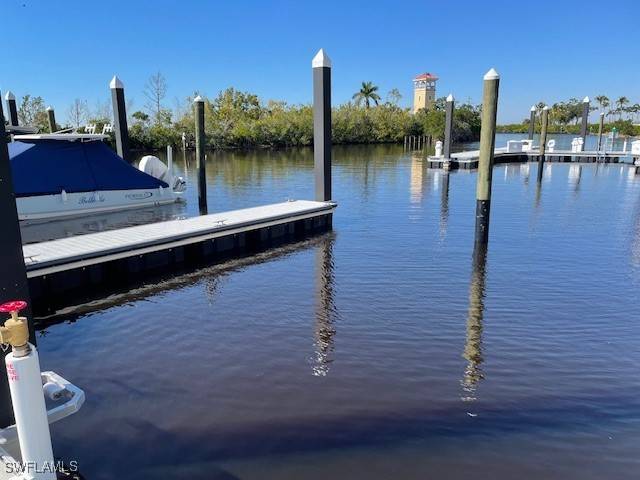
313,233,339,376
410,153,424,204
461,245,488,402
20,201,188,244
521,163,530,185
569,164,581,194
439,171,450,238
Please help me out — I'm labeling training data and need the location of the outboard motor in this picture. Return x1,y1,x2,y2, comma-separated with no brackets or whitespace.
138,155,186,192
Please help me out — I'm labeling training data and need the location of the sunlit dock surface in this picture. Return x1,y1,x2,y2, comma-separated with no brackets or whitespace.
25,200,335,314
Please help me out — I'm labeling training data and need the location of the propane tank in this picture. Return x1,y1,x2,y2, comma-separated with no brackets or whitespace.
0,301,56,480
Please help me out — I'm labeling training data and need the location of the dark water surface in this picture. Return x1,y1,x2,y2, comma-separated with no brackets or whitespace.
34,139,640,479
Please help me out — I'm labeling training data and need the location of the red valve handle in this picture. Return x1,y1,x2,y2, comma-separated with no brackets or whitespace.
0,301,27,314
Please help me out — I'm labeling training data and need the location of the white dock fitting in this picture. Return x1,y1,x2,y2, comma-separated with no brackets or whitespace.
24,200,336,278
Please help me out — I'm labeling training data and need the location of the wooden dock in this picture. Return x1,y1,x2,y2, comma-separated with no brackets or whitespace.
426,148,632,170
26,200,336,315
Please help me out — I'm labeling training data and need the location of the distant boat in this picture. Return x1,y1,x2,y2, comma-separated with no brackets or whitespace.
9,133,186,222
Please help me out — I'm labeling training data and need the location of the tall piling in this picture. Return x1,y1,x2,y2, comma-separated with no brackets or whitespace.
474,68,500,246
537,106,549,183
313,49,332,202
0,91,33,427
110,76,131,163
193,96,207,213
46,106,56,133
579,96,590,148
597,112,605,151
444,94,455,159
5,92,18,126
528,105,536,140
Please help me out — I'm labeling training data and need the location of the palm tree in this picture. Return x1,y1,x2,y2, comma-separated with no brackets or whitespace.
615,96,629,120
631,104,640,123
595,95,609,115
352,81,381,108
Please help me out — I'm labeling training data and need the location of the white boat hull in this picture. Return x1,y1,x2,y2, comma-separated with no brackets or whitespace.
18,188,183,222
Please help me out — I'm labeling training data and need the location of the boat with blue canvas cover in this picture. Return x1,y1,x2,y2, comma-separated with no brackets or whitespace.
9,133,185,221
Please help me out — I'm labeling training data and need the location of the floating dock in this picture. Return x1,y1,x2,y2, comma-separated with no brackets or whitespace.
25,200,336,315
426,148,632,169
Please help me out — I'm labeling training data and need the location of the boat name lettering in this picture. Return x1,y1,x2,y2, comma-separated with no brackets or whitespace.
125,192,154,200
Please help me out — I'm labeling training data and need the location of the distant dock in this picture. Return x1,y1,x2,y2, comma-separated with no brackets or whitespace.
425,148,632,170
26,200,336,315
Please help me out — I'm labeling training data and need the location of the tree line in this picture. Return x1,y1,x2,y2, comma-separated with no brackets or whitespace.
497,95,640,136
9,72,482,151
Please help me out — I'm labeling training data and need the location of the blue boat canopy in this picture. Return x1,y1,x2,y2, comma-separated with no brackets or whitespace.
9,140,168,198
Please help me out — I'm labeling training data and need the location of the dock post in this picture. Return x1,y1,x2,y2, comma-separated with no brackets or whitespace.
167,145,173,173
313,49,332,202
537,106,549,183
579,96,590,149
444,94,455,159
110,76,131,163
597,112,605,152
46,106,56,133
193,96,207,212
403,135,407,150
474,68,500,246
528,105,536,140
5,92,18,126
0,92,33,428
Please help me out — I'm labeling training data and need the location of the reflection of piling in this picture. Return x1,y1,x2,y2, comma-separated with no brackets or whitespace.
597,112,605,151
461,244,487,401
313,234,338,377
4,91,18,126
579,96,590,147
193,96,207,213
528,105,536,140
46,106,56,133
444,94,455,159
110,76,131,163
313,49,332,202
0,92,34,427
440,171,450,237
537,106,549,183
474,69,500,246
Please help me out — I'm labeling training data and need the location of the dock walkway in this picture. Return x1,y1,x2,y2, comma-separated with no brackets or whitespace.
26,200,336,314
426,148,632,169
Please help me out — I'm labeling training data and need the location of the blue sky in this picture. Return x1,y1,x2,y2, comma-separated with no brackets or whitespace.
3,0,639,123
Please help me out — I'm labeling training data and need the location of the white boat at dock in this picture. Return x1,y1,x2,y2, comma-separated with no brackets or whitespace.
9,133,185,222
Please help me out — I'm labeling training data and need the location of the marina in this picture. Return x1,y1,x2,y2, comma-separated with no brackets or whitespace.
1,1,640,477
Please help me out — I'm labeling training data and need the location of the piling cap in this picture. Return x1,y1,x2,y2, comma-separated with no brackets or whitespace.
583,96,590,103
483,68,499,80
193,95,204,103
109,75,124,89
46,106,53,111
4,91,15,101
312,49,332,68
530,105,536,112
543,105,549,111
446,93,454,102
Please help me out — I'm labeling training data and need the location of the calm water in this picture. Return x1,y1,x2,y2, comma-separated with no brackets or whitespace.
30,136,640,479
